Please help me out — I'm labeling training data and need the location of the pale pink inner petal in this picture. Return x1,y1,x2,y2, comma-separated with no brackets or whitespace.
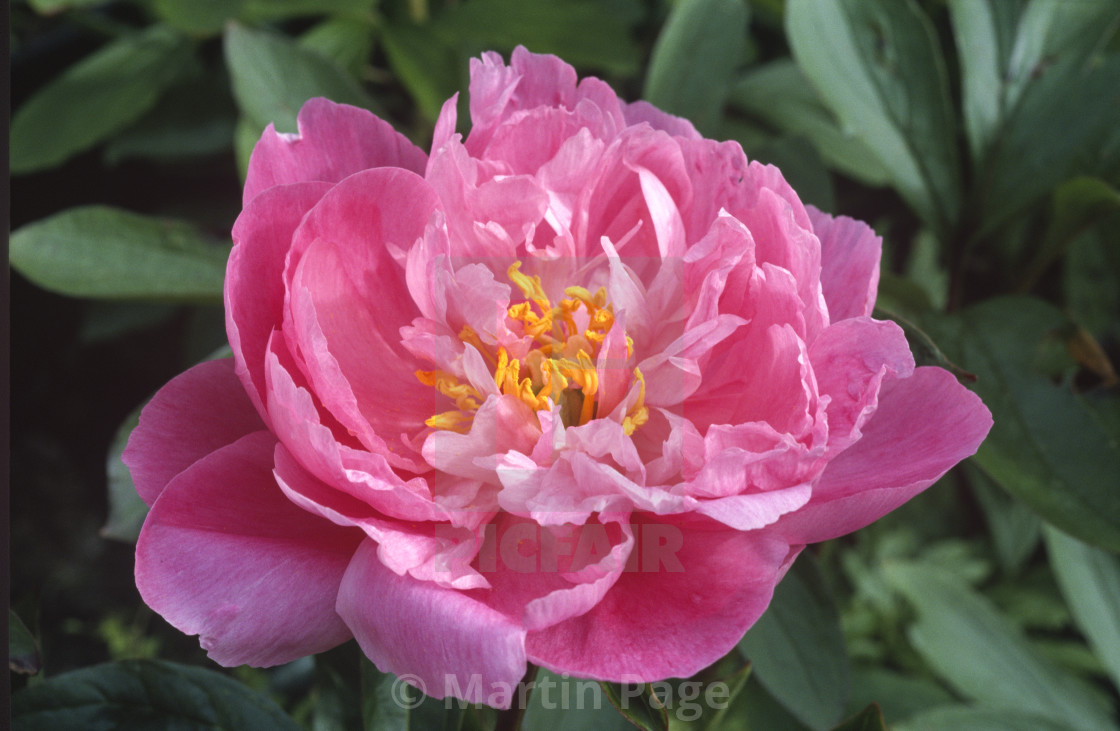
809,207,882,322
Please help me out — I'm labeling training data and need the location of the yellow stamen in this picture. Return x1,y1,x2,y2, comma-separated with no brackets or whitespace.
426,410,473,433
622,367,649,436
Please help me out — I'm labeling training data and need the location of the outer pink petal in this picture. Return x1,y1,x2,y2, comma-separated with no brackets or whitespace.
244,98,427,206
774,367,993,544
809,206,882,322
337,539,528,707
124,358,264,506
227,181,332,418
526,516,798,681
623,100,702,139
135,431,361,666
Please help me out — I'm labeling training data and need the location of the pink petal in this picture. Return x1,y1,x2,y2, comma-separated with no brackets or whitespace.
478,514,635,632
135,431,361,666
809,207,882,322
809,317,914,453
228,181,332,418
124,358,264,506
336,539,528,707
284,168,439,454
526,515,798,681
623,100,702,139
774,367,993,544
273,444,491,589
244,98,427,206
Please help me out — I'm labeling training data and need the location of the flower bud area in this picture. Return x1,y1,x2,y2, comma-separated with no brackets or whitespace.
418,262,648,435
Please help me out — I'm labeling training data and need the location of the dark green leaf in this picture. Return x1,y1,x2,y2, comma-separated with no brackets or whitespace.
80,302,179,343
26,0,110,14
786,0,960,235
846,668,953,726
1019,177,1120,293
300,17,376,79
224,23,376,134
643,0,748,136
1065,222,1120,341
884,562,1114,730
380,22,464,123
830,704,886,731
241,0,375,22
981,54,1120,231
104,73,238,165
153,0,245,36
10,25,194,174
101,407,148,543
430,0,641,77
899,706,1076,731
600,681,669,731
1044,526,1120,691
11,659,302,730
10,206,228,302
738,554,850,730
728,60,889,186
360,659,410,731
925,297,1120,551
520,670,634,731
967,463,1041,576
9,609,41,676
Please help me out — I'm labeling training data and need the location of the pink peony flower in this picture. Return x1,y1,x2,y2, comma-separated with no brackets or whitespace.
125,47,992,706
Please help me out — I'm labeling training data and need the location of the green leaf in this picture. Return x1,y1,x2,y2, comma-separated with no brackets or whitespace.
300,17,376,79
520,670,634,731
1044,526,1120,691
967,463,1041,576
924,297,1120,551
830,704,886,731
981,54,1120,231
1019,177,1120,293
1066,226,1120,341
884,562,1115,730
11,659,302,730
26,0,106,13
153,0,246,36
738,555,850,730
599,681,669,731
786,0,960,235
10,206,229,302
430,0,641,77
9,609,41,676
104,73,238,165
224,23,376,134
897,706,1073,731
101,406,148,543
241,0,375,22
728,60,889,186
846,668,953,726
10,25,194,174
642,0,748,136
360,659,410,731
380,22,464,123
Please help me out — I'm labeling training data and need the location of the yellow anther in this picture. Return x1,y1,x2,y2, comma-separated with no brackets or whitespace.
508,262,549,307
622,367,648,436
426,411,473,433
415,370,480,411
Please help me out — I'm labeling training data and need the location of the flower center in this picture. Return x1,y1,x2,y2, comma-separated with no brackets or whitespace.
417,262,648,435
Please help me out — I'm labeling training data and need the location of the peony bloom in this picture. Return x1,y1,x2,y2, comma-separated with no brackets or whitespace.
125,47,991,706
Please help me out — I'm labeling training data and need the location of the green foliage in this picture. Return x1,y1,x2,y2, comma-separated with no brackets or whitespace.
11,25,195,174
738,555,850,730
10,0,1120,729
10,206,229,302
11,659,303,731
